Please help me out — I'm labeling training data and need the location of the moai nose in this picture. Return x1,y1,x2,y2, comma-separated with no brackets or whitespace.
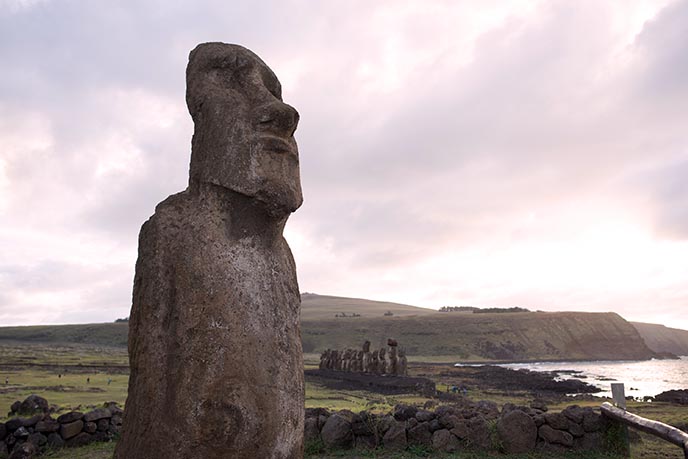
257,102,300,137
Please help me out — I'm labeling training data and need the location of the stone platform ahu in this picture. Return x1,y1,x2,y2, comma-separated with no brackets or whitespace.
115,43,305,459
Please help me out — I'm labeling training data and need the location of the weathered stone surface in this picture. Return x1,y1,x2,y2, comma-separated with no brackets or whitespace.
538,424,573,447
65,432,92,448
407,422,432,447
562,405,585,424
393,404,417,421
582,409,602,432
5,419,23,432
544,412,569,430
10,402,21,414
568,422,585,437
354,435,377,449
449,420,470,440
114,43,304,459
304,417,320,442
96,419,110,432
415,410,435,423
0,440,7,457
7,442,37,459
46,432,64,448
382,421,407,450
34,419,59,433
497,409,537,453
0,423,6,440
466,417,492,449
26,432,46,448
84,409,111,423
320,414,353,449
574,431,602,450
18,396,48,415
59,420,84,440
84,422,97,434
432,429,460,452
103,402,123,417
56,412,83,424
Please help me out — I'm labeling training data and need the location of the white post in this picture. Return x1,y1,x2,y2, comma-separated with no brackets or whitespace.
611,382,627,409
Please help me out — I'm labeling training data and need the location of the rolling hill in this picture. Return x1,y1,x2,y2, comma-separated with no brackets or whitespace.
0,294,665,362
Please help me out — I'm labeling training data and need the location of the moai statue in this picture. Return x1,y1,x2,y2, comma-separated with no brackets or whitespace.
379,348,387,375
319,350,329,370
388,338,398,376
356,350,364,373
370,352,379,374
327,349,335,369
342,349,351,372
335,350,342,370
398,348,408,376
115,43,304,459
362,341,371,373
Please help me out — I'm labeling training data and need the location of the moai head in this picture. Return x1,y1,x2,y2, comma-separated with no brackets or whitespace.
379,348,386,359
186,43,303,217
362,340,371,353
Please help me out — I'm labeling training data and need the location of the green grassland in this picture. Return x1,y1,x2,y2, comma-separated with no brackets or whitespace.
2,342,687,458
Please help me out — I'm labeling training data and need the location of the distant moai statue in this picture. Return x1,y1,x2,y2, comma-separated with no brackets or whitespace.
362,340,372,373
398,348,408,376
370,352,379,374
115,43,304,459
379,348,387,374
387,338,398,376
319,350,329,370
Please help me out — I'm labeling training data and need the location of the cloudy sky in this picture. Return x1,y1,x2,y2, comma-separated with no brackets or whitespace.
1,0,687,329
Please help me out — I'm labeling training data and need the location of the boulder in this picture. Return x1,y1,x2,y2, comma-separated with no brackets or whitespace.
582,409,602,432
103,402,124,417
18,396,48,415
0,424,6,441
562,405,585,424
466,417,492,449
407,422,432,447
538,424,573,447
34,420,59,433
449,419,470,440
9,402,21,414
65,432,92,448
83,409,112,423
59,420,84,440
354,435,377,450
320,414,353,449
96,419,110,432
56,412,83,424
544,412,569,430
304,417,320,442
12,427,28,439
574,431,602,451
8,442,37,459
84,422,97,434
382,421,407,450
46,432,64,448
530,399,548,411
431,429,460,452
496,409,537,453
0,441,7,457
415,410,435,423
393,404,417,421
5,419,23,432
654,389,688,405
26,433,46,448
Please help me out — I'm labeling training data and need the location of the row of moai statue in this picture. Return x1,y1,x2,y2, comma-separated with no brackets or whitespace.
319,338,408,376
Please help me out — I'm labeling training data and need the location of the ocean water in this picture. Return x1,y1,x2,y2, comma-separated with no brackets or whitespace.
497,356,688,398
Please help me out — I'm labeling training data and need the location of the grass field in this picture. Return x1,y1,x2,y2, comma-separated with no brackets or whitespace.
1,342,687,458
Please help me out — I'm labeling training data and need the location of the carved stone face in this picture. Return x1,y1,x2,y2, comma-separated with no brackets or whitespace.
186,43,303,217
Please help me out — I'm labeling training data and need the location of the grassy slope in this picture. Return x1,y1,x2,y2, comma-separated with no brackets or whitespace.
0,294,658,362
631,321,688,356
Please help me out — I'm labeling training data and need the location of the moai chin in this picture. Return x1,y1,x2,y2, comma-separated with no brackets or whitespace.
115,43,304,459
